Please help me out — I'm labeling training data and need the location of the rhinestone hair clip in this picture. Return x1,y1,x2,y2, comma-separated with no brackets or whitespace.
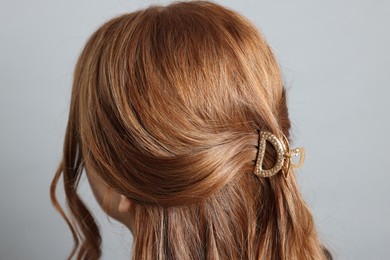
254,131,305,178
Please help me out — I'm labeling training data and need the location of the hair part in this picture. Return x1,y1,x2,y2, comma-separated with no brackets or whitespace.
51,1,331,259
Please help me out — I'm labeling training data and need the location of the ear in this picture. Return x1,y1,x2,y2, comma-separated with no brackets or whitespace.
118,195,132,213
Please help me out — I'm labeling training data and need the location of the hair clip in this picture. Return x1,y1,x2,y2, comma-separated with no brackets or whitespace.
254,131,305,178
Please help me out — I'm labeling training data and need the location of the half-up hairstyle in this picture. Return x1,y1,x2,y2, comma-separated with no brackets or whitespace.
51,1,331,259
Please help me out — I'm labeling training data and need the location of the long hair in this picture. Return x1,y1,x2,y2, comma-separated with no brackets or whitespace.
51,1,331,259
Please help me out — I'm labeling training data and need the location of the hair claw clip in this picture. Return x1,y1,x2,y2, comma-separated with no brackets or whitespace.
254,131,305,178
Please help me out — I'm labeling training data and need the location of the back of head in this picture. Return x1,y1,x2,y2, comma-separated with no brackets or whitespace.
51,1,330,259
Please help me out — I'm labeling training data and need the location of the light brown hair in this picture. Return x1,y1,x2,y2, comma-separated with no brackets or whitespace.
51,1,331,259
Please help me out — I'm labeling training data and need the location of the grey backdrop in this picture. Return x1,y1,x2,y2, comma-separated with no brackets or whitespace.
1,0,389,259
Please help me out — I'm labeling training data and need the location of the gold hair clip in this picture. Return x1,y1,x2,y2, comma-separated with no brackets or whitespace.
254,131,305,178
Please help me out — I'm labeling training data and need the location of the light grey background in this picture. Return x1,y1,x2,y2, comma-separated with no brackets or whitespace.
1,0,389,259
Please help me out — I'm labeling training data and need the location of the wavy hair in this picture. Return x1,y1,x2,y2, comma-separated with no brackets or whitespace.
51,1,331,259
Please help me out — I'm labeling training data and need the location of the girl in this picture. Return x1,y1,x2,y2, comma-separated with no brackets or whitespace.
51,1,331,259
